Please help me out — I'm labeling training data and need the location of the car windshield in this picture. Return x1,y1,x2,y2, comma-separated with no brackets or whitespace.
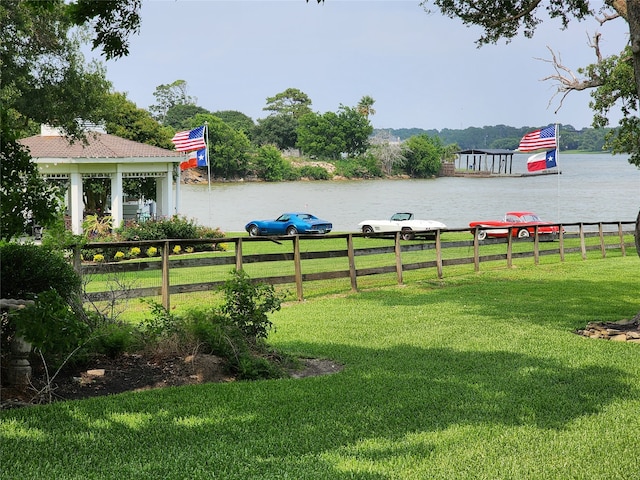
391,213,412,221
520,214,541,222
276,215,289,222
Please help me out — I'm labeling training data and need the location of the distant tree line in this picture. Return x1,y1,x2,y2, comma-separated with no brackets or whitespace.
384,125,616,152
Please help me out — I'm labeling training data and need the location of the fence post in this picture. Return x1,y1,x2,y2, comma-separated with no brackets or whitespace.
235,238,243,271
347,234,358,292
559,224,565,261
533,226,540,265
599,223,606,258
162,241,170,310
394,232,403,285
293,236,303,301
435,230,443,279
73,243,82,275
506,227,513,268
617,222,626,256
473,228,480,272
579,223,587,260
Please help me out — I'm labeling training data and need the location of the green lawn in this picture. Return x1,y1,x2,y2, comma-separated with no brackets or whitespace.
2,255,639,479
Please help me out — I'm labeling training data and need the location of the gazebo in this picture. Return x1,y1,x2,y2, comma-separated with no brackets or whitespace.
19,125,184,234
456,148,515,174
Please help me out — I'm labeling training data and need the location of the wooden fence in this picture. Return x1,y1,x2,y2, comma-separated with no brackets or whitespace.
77,221,636,309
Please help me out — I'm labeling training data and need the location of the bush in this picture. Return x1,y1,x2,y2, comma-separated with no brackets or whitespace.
88,322,138,358
10,289,90,363
218,269,283,344
334,155,383,179
295,165,331,180
115,215,198,241
0,242,81,301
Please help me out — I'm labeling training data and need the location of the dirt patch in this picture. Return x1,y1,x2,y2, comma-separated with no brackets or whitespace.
0,353,343,409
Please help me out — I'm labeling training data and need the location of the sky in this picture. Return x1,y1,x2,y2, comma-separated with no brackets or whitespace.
89,0,629,131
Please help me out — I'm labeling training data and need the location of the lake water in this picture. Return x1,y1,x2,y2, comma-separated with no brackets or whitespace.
177,153,640,233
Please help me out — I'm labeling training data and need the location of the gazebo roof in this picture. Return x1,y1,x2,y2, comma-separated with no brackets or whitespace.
20,130,183,160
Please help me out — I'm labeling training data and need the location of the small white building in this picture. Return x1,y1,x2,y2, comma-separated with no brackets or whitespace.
19,125,184,234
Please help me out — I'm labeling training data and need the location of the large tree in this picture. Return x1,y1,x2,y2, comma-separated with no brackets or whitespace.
263,88,313,119
0,0,131,238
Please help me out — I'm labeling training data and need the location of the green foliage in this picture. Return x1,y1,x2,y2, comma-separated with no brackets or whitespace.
194,115,252,179
401,133,444,177
149,80,197,123
295,165,331,180
252,145,292,181
212,110,255,136
139,299,181,340
296,105,373,159
0,243,81,301
588,46,640,165
333,154,383,179
219,269,283,343
252,114,299,150
116,215,198,241
0,116,64,240
88,322,138,358
164,104,211,130
263,87,313,119
11,289,89,359
98,91,174,149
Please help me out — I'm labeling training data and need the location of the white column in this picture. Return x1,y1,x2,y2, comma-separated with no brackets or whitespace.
166,164,174,216
69,172,83,234
111,170,123,229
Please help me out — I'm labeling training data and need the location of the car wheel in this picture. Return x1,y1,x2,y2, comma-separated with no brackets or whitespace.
362,225,374,236
517,228,530,238
401,229,414,241
286,226,298,236
476,230,487,241
248,224,260,237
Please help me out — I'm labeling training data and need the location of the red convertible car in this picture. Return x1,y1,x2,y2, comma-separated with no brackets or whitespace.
469,211,560,241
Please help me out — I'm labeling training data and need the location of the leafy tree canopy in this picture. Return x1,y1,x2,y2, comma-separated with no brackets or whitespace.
263,88,313,119
164,104,211,131
149,80,197,123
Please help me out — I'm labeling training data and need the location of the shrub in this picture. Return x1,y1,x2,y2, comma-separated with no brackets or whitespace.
93,253,105,263
0,242,81,301
88,322,138,358
129,247,141,257
10,289,90,363
146,246,158,257
218,269,283,344
114,251,125,261
172,245,181,255
115,215,198,241
296,165,331,180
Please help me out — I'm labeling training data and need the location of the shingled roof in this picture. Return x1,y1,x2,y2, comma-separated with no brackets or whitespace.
20,131,183,159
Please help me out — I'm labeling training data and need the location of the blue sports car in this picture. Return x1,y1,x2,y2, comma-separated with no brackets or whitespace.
245,212,332,236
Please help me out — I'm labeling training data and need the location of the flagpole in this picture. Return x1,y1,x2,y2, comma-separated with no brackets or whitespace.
204,122,211,225
555,123,560,222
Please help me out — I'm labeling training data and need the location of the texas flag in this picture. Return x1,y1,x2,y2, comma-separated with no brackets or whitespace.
527,149,557,172
180,148,207,171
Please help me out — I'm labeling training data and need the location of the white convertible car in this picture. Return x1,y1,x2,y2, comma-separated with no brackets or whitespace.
358,213,447,240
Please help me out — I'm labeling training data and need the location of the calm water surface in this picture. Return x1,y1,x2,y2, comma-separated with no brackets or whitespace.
177,153,640,233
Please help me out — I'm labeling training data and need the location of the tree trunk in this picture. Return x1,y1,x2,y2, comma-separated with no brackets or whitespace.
627,0,640,102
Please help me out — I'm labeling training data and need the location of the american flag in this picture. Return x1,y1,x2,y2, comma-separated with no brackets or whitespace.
171,126,207,152
518,125,556,152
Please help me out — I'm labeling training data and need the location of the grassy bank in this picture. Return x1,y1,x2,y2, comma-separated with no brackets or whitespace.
2,255,639,479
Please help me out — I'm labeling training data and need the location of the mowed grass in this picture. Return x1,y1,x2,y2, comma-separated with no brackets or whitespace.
2,255,640,479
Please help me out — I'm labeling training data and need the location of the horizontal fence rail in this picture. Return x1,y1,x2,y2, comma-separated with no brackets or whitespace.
76,221,636,310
